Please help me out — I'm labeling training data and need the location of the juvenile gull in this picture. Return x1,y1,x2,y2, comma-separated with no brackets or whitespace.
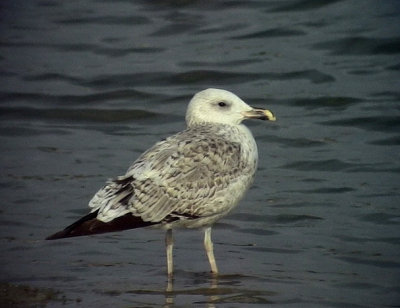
46,88,276,277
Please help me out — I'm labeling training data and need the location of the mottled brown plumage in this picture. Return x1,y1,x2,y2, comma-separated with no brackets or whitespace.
46,88,276,276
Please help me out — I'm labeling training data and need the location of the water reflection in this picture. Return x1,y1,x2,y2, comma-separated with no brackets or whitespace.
164,275,220,307
165,277,174,307
125,273,276,307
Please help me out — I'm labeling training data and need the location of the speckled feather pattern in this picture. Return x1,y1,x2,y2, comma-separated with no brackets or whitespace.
88,123,258,229
46,88,275,277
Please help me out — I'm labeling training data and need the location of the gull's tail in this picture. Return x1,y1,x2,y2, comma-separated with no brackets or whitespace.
46,210,154,240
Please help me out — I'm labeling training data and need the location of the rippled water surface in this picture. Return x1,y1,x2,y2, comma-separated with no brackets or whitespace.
1,0,399,307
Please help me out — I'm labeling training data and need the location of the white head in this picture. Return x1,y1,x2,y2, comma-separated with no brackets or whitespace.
185,88,276,127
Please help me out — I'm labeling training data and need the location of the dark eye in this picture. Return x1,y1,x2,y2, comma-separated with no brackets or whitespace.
218,102,227,107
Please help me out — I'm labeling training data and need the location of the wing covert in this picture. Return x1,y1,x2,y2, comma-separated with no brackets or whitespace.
89,125,255,224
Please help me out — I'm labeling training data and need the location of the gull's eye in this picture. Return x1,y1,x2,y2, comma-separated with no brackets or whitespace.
218,101,227,107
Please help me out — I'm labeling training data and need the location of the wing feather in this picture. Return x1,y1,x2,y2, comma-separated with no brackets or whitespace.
89,124,256,224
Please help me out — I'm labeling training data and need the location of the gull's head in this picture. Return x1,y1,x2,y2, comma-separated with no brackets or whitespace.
185,88,276,127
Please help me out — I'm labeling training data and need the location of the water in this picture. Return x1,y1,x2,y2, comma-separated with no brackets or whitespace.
1,0,399,306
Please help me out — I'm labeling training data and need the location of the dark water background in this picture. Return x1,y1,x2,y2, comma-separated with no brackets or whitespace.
1,0,399,307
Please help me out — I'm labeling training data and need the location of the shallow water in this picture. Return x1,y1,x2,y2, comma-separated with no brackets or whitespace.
1,0,399,307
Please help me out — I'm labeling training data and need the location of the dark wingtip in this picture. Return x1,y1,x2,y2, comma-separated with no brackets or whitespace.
45,211,99,240
46,231,68,240
45,210,156,240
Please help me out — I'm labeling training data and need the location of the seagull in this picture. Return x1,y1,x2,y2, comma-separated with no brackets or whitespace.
46,88,276,277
